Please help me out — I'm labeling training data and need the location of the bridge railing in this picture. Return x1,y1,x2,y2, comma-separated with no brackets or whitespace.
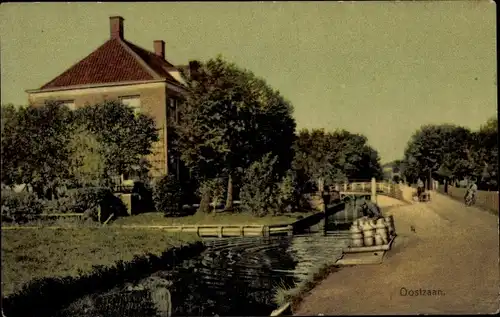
304,179,405,211
329,180,404,201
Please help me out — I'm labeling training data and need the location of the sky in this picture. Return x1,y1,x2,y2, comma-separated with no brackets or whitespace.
0,1,496,163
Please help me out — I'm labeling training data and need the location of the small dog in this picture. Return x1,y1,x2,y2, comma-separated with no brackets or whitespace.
410,225,416,233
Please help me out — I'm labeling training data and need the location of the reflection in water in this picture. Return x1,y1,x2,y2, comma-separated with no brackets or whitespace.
56,232,350,317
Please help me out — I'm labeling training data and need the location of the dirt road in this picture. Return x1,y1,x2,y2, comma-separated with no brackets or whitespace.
294,191,499,315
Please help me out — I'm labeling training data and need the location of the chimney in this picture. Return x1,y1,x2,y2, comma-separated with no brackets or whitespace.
154,40,165,59
189,60,201,80
110,16,124,39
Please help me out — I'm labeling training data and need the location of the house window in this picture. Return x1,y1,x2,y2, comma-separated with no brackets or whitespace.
59,100,76,110
168,98,178,123
120,95,141,114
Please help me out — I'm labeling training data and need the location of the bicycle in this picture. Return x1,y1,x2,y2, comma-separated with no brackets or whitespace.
464,192,476,206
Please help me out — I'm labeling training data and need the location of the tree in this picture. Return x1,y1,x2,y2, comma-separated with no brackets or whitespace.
67,127,106,187
1,102,75,198
172,56,296,211
472,117,498,189
1,104,20,187
240,153,282,216
74,101,159,183
292,129,338,192
292,128,382,191
153,174,184,216
402,124,476,186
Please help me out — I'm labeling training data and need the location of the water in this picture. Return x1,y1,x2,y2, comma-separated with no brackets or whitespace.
54,228,351,317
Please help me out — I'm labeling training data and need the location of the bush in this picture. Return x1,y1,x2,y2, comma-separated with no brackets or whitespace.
196,178,225,213
153,175,185,216
131,181,155,214
1,190,44,223
51,187,127,222
276,170,299,213
240,153,281,217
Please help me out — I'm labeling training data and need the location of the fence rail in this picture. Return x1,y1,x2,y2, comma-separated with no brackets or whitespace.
436,185,498,213
329,181,404,201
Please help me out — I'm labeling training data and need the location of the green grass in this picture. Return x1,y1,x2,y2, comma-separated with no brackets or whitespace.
1,228,200,297
112,210,316,227
272,262,345,311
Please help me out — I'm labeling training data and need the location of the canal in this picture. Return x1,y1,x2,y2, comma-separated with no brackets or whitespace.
53,225,351,316
45,196,374,317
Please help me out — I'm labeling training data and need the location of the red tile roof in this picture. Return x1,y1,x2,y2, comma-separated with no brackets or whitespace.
39,38,182,90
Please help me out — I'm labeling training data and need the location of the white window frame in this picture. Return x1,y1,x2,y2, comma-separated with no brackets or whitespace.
119,95,141,114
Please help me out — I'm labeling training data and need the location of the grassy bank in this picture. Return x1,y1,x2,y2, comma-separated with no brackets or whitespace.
273,263,348,313
112,210,315,227
1,228,200,297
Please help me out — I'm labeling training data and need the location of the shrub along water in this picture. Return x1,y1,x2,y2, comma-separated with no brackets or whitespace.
240,154,299,217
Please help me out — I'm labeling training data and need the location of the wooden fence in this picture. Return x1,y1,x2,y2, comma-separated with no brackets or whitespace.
330,181,404,201
436,185,498,213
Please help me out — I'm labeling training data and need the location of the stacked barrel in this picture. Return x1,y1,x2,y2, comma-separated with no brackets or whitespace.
349,215,396,248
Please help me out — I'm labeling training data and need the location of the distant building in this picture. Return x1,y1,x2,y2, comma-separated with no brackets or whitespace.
26,16,196,178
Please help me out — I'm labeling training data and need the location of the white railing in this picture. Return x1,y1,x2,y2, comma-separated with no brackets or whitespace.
328,179,404,200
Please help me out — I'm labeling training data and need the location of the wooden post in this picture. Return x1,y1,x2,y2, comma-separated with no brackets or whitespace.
361,182,365,192
240,226,244,236
97,205,102,223
103,213,114,226
318,178,324,193
343,183,348,192
371,177,377,203
218,226,223,238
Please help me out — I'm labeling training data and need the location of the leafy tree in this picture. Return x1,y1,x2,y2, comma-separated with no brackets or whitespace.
472,117,498,189
292,128,382,191
402,124,475,186
74,101,159,183
1,102,75,198
67,127,106,187
172,56,296,211
1,104,20,187
240,153,282,216
292,129,337,192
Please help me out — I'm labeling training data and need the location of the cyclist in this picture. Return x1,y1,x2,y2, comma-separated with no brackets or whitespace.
465,179,478,205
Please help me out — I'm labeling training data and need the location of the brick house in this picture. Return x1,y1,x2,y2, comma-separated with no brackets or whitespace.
26,16,196,179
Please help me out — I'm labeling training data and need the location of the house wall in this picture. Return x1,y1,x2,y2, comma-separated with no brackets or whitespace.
28,82,182,178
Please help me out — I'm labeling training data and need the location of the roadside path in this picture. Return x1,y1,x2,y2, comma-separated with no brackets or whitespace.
294,191,499,315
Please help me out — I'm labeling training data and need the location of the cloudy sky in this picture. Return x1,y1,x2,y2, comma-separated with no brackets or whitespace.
0,1,496,163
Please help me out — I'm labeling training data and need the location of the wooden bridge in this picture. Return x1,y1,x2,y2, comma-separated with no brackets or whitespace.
330,179,404,202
